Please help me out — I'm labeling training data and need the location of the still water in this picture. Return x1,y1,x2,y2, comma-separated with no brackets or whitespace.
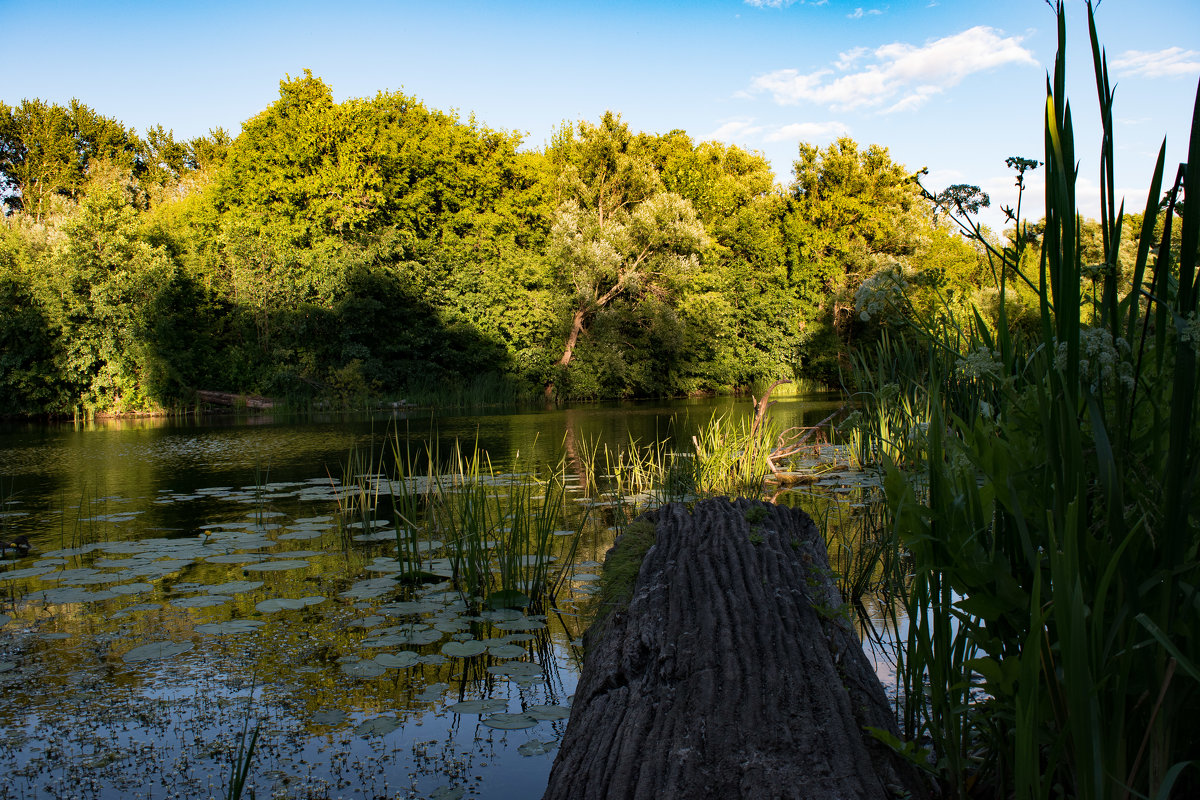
0,395,850,800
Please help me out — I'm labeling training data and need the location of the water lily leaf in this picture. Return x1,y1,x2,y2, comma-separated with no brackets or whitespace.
481,608,523,622
373,652,420,669
526,704,571,721
122,640,194,663
172,595,231,609
415,682,449,702
255,596,325,613
340,577,398,600
353,530,397,542
30,587,119,604
278,529,326,541
481,713,538,730
195,620,266,635
109,582,155,596
0,661,16,673
571,573,600,582
353,715,401,737
341,660,387,678
441,640,486,658
311,709,347,725
433,618,468,633
494,618,546,632
428,787,465,800
445,699,507,714
486,644,527,659
41,568,103,583
244,560,311,572
0,614,10,627
486,662,546,685
396,628,442,646
203,554,267,565
201,580,263,595
417,654,447,666
517,740,557,756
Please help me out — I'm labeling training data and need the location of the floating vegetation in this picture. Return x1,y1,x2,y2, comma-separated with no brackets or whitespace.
121,640,195,663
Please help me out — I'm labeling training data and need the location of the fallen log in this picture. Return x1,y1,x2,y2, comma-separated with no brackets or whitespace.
543,498,924,800
195,390,276,410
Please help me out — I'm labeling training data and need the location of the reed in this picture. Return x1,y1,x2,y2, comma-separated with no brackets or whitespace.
861,3,1200,796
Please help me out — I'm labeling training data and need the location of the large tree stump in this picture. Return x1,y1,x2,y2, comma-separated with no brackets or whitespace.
543,498,924,800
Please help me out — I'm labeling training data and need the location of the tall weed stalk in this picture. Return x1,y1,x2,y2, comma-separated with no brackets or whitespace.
865,3,1200,797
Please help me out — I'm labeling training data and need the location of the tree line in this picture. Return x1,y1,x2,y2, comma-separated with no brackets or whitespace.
1,71,994,415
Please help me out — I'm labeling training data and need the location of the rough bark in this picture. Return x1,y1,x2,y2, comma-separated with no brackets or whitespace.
543,498,924,800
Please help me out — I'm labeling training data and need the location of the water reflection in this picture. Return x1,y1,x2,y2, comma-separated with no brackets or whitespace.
0,395,862,799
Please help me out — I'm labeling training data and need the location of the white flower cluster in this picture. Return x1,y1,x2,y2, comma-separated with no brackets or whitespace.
956,345,1003,381
1054,327,1134,391
854,265,910,322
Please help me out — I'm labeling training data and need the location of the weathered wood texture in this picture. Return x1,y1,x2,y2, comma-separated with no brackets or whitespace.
543,498,923,800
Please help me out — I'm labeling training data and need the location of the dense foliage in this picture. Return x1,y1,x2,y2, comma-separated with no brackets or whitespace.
1,75,986,415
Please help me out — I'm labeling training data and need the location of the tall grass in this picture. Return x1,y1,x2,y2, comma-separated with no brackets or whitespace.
856,3,1200,797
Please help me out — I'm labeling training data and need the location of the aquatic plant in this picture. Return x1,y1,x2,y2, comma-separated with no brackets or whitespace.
861,3,1200,796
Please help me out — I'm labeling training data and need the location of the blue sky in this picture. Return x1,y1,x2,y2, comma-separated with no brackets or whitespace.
4,0,1198,232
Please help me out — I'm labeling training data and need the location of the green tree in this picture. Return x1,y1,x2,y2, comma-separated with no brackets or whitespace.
785,137,926,377
0,99,139,220
545,113,709,395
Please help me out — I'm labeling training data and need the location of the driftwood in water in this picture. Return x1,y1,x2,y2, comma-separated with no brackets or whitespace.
543,498,923,800
195,390,275,410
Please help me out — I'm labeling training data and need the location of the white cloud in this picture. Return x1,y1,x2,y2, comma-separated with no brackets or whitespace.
763,120,850,142
1112,47,1200,78
708,118,765,142
835,47,868,70
743,0,831,7
847,8,884,19
747,26,1036,112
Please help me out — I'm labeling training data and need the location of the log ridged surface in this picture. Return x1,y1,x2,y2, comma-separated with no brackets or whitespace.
543,498,923,800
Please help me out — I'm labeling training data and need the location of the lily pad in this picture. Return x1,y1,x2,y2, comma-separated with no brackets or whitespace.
0,566,60,581
481,713,538,730
340,659,387,678
441,640,486,658
415,682,449,702
526,704,571,721
122,640,194,663
396,628,443,646
200,580,263,595
373,652,420,669
109,582,155,596
311,709,347,725
487,662,546,683
0,661,16,673
243,560,311,572
203,554,267,565
445,698,507,714
172,595,231,609
255,596,325,613
428,787,465,800
31,587,119,604
353,715,401,737
487,644,527,659
0,614,10,627
494,617,547,632
517,739,557,756
195,620,266,635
